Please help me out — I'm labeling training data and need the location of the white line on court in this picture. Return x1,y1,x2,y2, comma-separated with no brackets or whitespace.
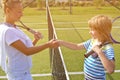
22,26,120,31
0,70,120,79
20,22,87,24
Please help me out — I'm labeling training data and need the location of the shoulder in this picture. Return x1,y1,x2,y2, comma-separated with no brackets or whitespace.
0,23,9,29
84,39,93,45
102,44,114,51
0,23,18,32
83,39,92,49
0,24,11,35
103,44,114,60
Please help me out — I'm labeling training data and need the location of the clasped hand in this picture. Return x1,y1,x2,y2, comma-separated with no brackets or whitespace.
49,39,60,48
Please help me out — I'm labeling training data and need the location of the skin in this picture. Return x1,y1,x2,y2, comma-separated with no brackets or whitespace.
4,2,59,56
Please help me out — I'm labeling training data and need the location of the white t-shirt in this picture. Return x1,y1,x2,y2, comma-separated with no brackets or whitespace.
4,23,33,73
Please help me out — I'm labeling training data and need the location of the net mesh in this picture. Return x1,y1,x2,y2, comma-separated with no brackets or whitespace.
46,1,69,80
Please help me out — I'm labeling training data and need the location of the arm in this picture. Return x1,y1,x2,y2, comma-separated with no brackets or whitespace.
59,40,85,50
92,45,115,74
32,39,39,46
5,29,58,56
10,39,59,56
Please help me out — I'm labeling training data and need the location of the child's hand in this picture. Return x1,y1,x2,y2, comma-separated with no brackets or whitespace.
49,39,60,48
92,44,102,54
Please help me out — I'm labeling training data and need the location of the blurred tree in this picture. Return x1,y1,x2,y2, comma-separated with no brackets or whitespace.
37,0,45,10
112,0,117,5
93,0,104,9
56,0,68,9
107,0,119,6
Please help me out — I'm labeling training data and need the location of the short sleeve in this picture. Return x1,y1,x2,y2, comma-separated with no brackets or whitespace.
104,45,115,60
5,29,20,45
83,39,91,50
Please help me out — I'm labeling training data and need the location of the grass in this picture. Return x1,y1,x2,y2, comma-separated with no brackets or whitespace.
0,6,120,80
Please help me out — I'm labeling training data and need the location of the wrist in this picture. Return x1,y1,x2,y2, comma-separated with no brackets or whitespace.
47,41,52,47
59,40,63,45
34,39,39,42
97,49,102,55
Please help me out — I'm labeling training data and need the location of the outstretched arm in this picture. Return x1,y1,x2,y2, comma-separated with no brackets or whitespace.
58,40,85,50
10,39,59,56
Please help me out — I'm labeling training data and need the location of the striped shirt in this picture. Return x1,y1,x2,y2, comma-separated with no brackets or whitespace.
83,39,114,80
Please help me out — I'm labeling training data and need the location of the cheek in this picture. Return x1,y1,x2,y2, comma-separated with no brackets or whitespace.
89,31,94,35
10,11,17,17
17,13,22,17
15,12,23,18
9,13,15,18
18,11,23,16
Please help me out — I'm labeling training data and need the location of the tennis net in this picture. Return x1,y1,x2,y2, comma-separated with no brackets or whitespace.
46,1,70,80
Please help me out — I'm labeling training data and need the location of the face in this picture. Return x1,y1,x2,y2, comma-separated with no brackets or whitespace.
89,28,100,39
7,3,23,22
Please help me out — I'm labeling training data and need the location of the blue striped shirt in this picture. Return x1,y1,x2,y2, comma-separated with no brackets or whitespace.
83,39,114,80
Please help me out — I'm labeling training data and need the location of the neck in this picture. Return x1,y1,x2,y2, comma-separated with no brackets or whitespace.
4,19,16,28
4,16,15,25
5,20,15,25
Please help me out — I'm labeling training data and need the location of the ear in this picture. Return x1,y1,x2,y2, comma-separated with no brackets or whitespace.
6,8,11,13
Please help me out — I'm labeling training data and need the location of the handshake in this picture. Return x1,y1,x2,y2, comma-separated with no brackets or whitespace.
48,39,60,48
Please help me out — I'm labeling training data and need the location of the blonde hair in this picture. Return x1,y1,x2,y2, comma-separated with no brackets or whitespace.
1,0,22,13
88,15,112,43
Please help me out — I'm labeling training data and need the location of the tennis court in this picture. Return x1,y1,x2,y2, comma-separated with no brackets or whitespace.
0,1,120,80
